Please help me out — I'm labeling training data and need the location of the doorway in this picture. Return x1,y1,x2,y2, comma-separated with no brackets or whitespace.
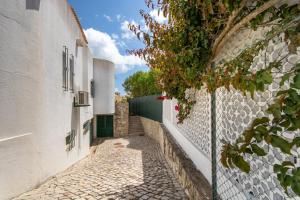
97,115,113,138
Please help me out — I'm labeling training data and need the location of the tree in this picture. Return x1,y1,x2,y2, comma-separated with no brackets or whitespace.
123,69,161,98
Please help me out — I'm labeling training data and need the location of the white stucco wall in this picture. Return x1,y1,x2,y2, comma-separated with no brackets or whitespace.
0,1,94,199
163,98,212,184
93,59,115,115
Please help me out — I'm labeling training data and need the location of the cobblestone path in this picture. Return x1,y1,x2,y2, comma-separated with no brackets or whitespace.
14,136,187,200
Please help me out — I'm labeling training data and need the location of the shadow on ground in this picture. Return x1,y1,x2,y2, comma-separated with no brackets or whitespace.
107,135,187,200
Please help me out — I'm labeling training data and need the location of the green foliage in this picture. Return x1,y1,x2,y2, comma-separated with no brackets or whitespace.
131,0,300,195
273,162,300,195
131,0,299,122
131,0,261,121
122,69,162,98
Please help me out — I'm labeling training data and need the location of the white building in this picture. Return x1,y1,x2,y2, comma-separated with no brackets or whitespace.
0,0,114,199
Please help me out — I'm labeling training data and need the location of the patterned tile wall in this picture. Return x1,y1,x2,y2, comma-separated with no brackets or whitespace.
215,29,300,200
164,23,300,200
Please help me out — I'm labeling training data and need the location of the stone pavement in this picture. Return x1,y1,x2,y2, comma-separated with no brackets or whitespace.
14,136,187,200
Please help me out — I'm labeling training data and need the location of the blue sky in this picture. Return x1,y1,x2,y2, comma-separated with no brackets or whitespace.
68,0,163,95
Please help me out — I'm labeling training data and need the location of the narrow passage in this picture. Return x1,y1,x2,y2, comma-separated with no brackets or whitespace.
14,136,187,200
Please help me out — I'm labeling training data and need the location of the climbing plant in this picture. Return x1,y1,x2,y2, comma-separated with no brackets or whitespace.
130,0,300,195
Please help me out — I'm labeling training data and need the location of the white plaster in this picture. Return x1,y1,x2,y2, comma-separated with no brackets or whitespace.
93,59,115,115
0,1,97,199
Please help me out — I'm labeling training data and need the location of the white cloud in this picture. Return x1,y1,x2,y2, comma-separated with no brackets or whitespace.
115,88,119,93
112,33,127,48
103,14,113,22
120,20,137,40
116,41,127,48
111,33,119,40
116,14,122,22
149,9,168,23
84,28,145,73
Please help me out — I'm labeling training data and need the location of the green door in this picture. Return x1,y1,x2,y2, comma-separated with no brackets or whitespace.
90,119,94,145
97,115,113,137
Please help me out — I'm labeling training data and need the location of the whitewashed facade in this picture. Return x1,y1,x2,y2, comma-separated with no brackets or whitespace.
93,59,115,115
0,1,114,199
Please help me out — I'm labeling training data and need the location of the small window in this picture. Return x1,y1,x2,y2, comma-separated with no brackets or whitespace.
90,79,95,98
62,46,69,91
26,0,40,10
69,54,75,92
66,130,76,151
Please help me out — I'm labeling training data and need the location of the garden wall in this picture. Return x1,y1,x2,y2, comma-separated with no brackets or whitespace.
163,14,300,200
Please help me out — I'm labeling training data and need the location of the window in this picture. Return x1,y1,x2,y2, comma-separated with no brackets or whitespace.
90,79,95,98
66,130,76,151
26,0,40,10
69,54,75,92
62,46,69,91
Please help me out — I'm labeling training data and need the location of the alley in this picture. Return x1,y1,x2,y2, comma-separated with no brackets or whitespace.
14,136,187,200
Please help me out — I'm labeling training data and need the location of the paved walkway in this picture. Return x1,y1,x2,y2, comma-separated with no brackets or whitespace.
14,136,187,200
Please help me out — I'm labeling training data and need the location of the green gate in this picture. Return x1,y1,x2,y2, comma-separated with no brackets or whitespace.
129,95,162,122
97,115,113,138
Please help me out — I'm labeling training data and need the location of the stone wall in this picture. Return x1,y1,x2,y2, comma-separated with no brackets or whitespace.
114,102,129,137
140,117,212,200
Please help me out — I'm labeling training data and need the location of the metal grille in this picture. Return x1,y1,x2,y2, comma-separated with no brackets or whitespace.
62,46,69,91
70,54,75,92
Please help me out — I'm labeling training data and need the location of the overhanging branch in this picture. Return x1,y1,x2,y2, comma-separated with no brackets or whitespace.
212,0,281,59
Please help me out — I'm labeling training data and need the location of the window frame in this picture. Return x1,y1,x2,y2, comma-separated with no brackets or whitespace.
69,54,75,93
90,79,95,98
62,46,69,91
